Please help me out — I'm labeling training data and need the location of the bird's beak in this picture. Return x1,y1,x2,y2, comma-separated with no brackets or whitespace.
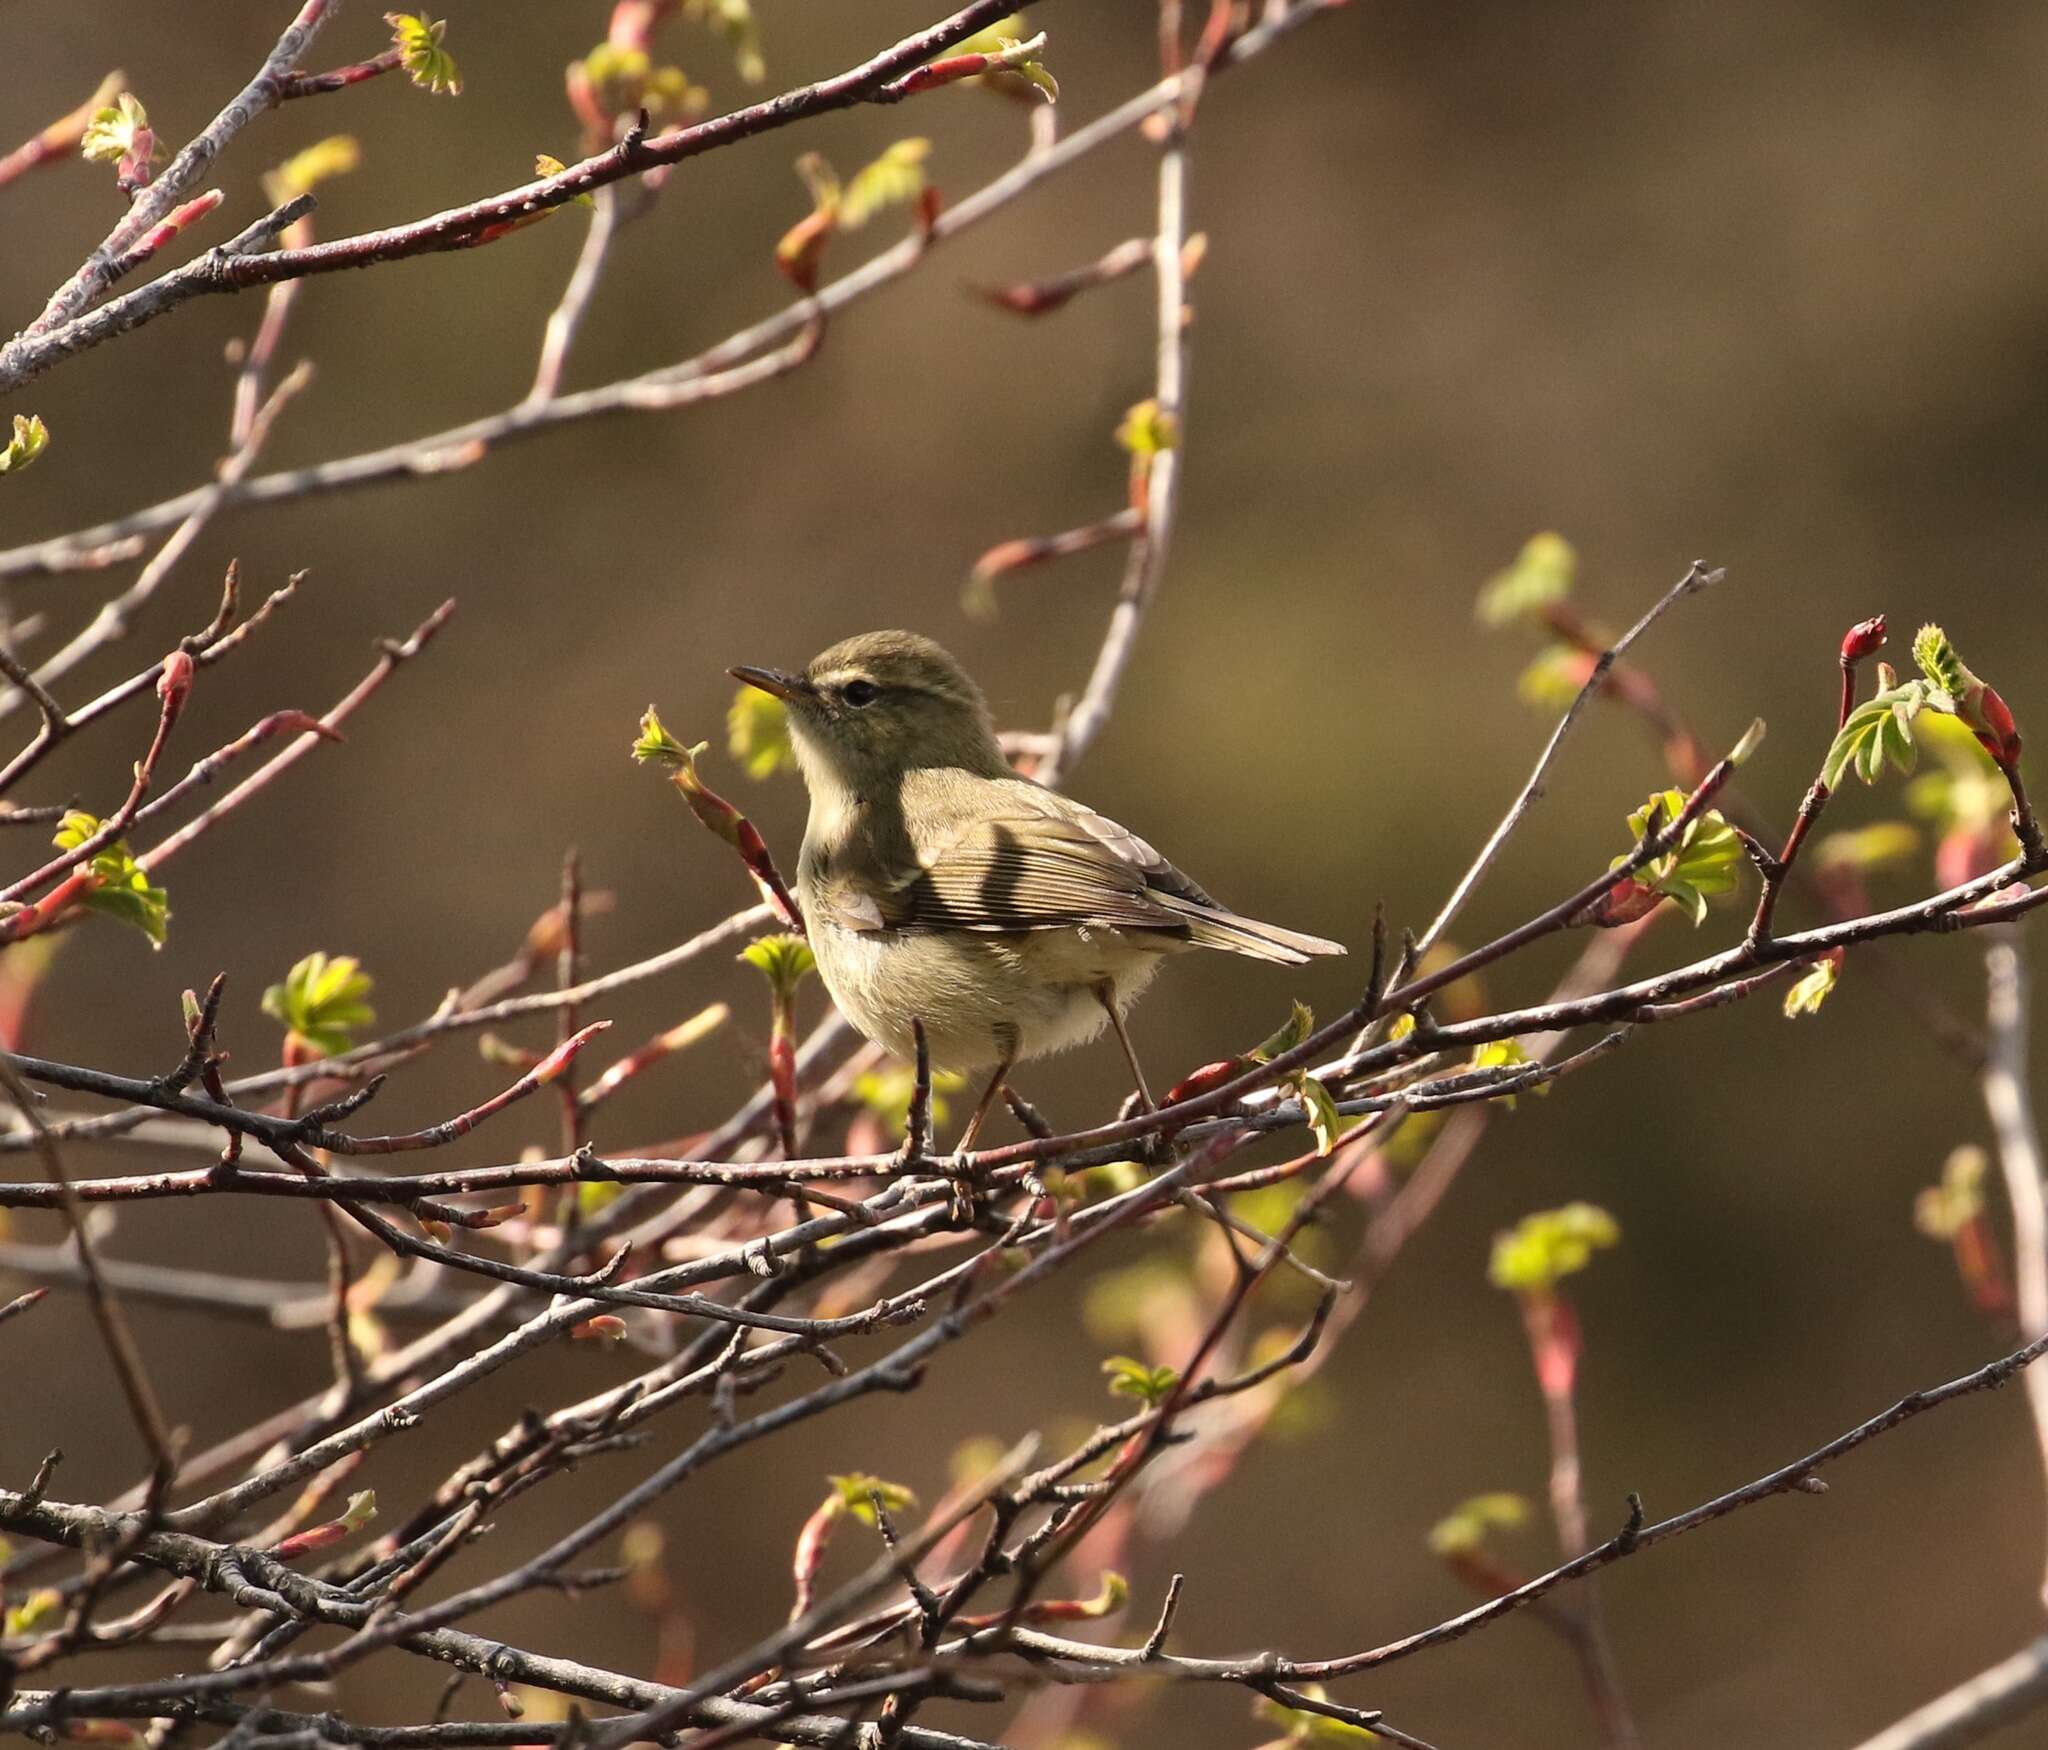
728,664,810,702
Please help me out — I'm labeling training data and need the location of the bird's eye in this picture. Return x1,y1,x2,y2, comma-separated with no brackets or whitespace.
841,679,881,707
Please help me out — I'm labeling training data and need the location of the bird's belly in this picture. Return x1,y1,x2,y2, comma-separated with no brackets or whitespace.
809,920,1173,1071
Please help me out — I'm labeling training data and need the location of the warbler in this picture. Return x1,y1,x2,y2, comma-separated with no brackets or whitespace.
730,631,1345,1149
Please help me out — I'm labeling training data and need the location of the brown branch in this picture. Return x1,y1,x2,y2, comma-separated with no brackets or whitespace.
0,2,1025,393
0,4,1340,584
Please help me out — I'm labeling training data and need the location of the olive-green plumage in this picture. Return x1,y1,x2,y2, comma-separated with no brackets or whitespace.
731,631,1344,1087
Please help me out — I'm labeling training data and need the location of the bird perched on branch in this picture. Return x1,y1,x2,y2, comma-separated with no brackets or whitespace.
730,631,1345,1151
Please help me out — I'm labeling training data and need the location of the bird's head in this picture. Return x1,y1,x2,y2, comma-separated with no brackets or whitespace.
730,630,1007,795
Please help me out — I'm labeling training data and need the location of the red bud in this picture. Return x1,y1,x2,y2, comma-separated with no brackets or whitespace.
1585,879,1665,928
1840,615,1887,665
1976,683,2021,767
1164,1058,1250,1104
156,648,195,715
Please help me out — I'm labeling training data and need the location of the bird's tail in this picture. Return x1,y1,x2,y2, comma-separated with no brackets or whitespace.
1158,896,1347,964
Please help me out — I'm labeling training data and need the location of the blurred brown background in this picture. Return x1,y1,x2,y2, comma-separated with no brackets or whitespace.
4,3,2048,1745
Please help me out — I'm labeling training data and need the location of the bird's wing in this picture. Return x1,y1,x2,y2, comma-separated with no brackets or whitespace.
862,782,1203,938
849,777,1343,961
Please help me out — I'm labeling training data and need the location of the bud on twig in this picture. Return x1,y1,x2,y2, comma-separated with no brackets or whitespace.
1840,615,1886,666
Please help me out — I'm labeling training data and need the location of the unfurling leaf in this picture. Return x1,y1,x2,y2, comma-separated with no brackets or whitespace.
386,13,462,95
80,93,153,166
1612,790,1742,925
775,197,836,292
1488,1202,1619,1294
262,952,375,1056
827,1471,917,1527
1915,1145,1989,1241
630,706,694,768
1250,1000,1315,1064
728,684,794,778
1912,623,2022,766
264,135,360,205
1427,1491,1530,1557
1101,1354,1179,1406
1114,398,1179,457
739,933,815,1000
1477,531,1575,627
839,139,931,230
1294,1073,1344,1157
1824,679,1935,790
0,414,50,477
1781,954,1840,1019
52,812,168,947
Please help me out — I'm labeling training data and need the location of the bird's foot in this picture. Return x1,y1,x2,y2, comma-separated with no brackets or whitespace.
941,1153,991,1226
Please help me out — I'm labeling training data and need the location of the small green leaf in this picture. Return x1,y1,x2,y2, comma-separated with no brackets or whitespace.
727,684,794,779
1488,1202,1619,1294
1250,1000,1314,1064
1781,956,1839,1019
1469,1037,1541,1107
1516,644,1592,710
827,1471,916,1527
1824,680,1932,790
80,92,152,165
1612,790,1743,925
839,138,931,230
1114,398,1179,457
631,706,695,769
262,952,375,1056
739,933,815,1000
1912,624,1967,699
53,812,169,948
337,1489,379,1533
534,154,595,208
0,414,50,478
952,14,1032,55
3,1587,62,1637
264,135,360,205
1476,531,1576,627
1101,1354,1179,1406
577,1179,624,1217
1915,1144,1989,1241
386,12,462,95
1427,1491,1530,1557
1294,1072,1344,1157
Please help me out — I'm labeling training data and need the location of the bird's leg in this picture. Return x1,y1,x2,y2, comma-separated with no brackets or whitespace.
954,1046,1016,1156
945,1032,1017,1224
1094,981,1154,1113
